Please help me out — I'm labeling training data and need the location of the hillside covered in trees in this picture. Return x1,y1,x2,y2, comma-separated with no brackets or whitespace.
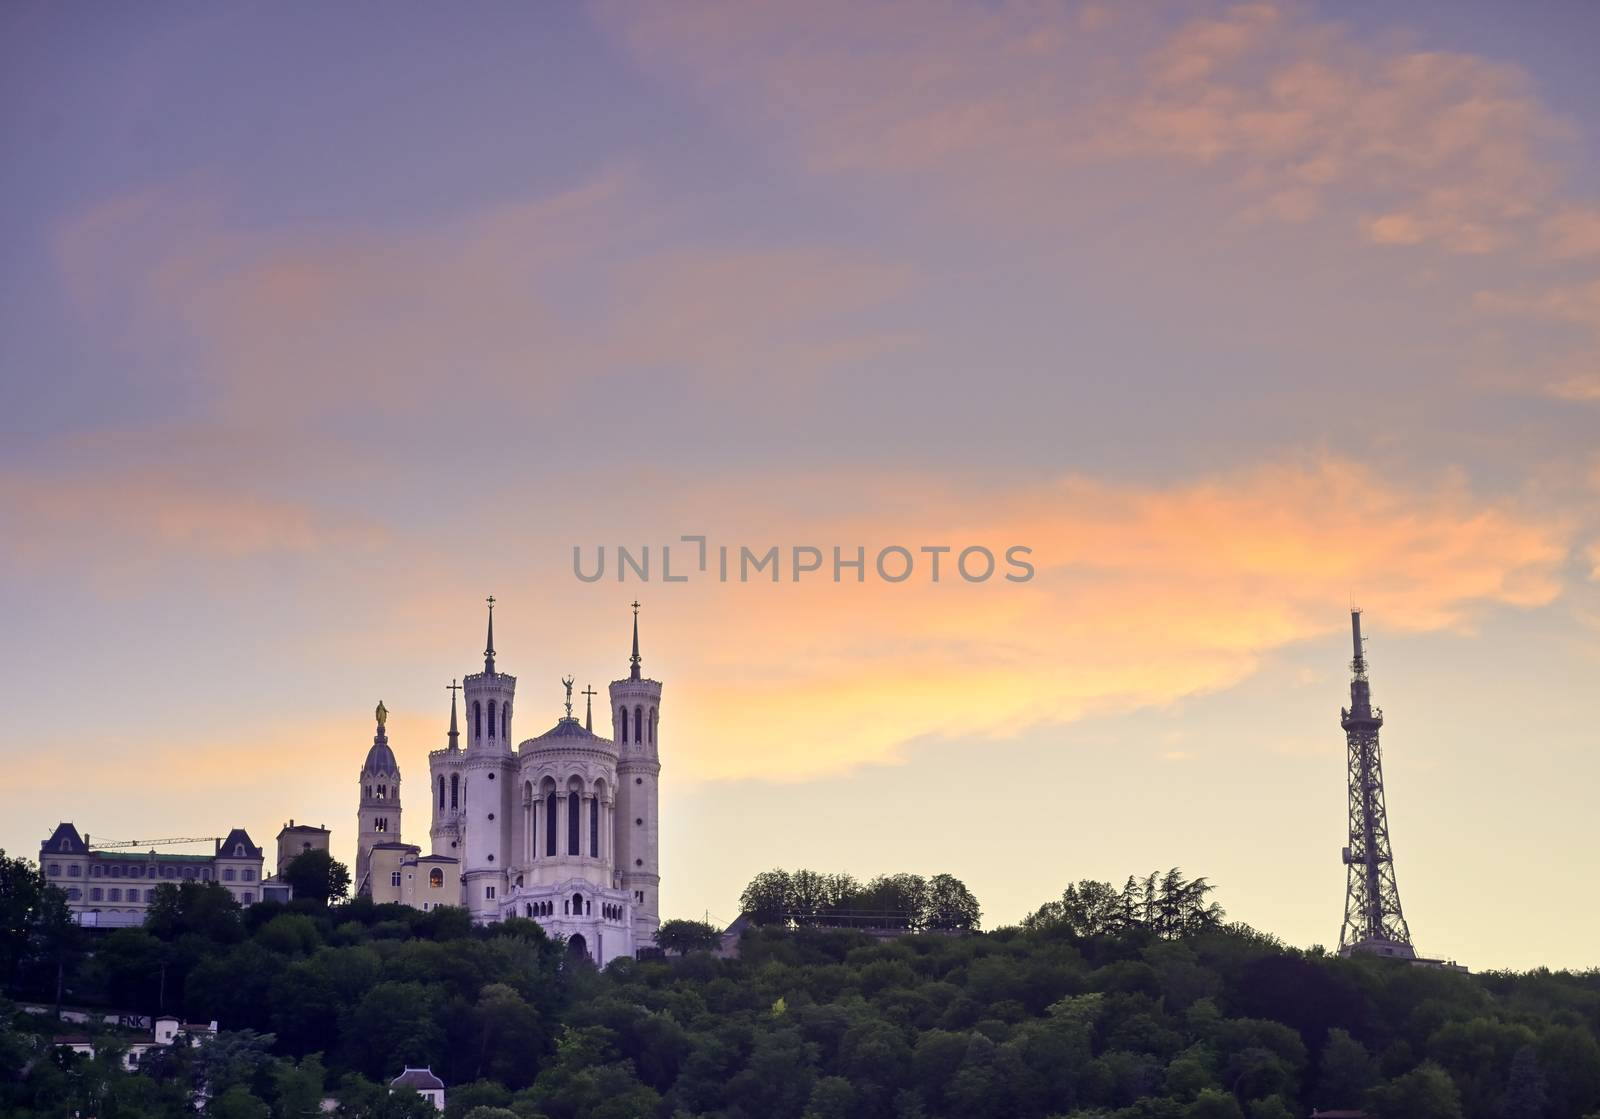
3,852,1599,1119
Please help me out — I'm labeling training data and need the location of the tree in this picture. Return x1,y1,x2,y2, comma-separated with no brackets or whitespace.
655,919,722,955
1314,1028,1376,1110
283,850,352,906
1502,1045,1549,1119
146,880,244,942
740,870,793,925
924,874,981,932
1368,1061,1465,1119
0,851,75,1002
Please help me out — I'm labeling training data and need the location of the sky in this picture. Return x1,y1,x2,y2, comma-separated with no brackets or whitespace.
2,0,1598,971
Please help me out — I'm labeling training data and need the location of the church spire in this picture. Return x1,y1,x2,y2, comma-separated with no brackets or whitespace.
583,684,596,732
484,595,496,674
629,600,642,681
446,679,461,751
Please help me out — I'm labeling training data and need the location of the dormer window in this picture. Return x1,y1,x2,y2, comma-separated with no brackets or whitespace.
234,844,244,857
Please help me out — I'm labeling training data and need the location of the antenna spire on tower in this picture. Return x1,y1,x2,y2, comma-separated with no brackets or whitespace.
629,600,642,681
484,595,496,674
446,679,461,751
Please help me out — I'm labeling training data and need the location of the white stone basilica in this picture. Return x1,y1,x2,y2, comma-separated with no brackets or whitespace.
358,600,662,965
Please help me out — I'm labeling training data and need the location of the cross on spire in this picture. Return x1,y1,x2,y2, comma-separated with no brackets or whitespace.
446,679,461,750
484,595,497,674
581,684,597,731
629,600,642,680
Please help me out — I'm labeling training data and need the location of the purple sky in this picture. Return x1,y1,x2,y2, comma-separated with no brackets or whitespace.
3,1,1599,968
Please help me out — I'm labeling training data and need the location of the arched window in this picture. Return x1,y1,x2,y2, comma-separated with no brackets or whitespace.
429,868,443,888
234,844,244,857
619,706,629,742
633,705,642,743
439,776,445,809
376,818,388,833
589,798,599,858
545,792,558,857
502,703,509,738
474,701,482,739
572,891,583,915
567,792,580,856
649,706,656,744
451,774,459,810
488,700,497,739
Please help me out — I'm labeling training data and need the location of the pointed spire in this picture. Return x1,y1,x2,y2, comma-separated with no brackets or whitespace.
484,595,497,674
446,679,461,751
582,684,596,732
629,600,642,680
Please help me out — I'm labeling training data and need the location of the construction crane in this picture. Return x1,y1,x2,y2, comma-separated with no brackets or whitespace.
87,835,221,851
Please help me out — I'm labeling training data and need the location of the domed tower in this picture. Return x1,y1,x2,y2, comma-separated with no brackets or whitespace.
461,597,516,921
610,602,662,943
429,680,467,863
357,701,401,894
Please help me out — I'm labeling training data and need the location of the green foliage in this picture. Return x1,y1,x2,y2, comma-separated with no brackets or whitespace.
739,868,983,931
655,918,722,955
283,849,353,906
4,852,1600,1119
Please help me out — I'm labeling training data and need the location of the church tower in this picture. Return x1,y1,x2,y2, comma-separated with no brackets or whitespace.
461,597,516,921
610,602,662,943
356,701,401,894
428,680,466,862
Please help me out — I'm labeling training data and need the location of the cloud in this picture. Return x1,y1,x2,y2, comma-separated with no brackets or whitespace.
596,0,1570,256
50,173,916,428
608,455,1574,781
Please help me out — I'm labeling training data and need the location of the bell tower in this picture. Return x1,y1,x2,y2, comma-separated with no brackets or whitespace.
461,596,516,921
357,701,401,895
610,601,662,944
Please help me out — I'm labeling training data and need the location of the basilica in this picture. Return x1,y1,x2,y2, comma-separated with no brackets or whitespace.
356,600,662,964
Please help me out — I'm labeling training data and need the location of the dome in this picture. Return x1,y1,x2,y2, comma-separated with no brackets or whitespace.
362,735,399,776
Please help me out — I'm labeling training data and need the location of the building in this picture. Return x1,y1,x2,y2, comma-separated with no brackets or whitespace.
367,841,460,910
358,598,665,964
276,821,331,875
40,823,266,925
390,1067,446,1110
52,1015,217,1069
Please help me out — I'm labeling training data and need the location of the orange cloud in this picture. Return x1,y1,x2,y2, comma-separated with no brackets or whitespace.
596,0,1567,256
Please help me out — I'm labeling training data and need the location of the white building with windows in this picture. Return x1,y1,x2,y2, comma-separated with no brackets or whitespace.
359,599,663,964
40,824,266,925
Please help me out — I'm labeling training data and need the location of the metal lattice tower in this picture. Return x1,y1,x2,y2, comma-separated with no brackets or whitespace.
1337,609,1416,959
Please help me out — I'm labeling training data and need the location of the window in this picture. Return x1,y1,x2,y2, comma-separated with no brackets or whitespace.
620,706,629,741
234,844,244,857
376,784,386,800
90,888,103,901
391,871,402,888
92,864,103,877
488,699,497,738
223,868,236,881
109,888,121,901
68,864,80,877
589,799,599,858
242,892,253,904
243,869,254,882
486,886,496,899
47,864,59,876
502,703,509,738
183,867,196,879
145,889,155,902
451,773,459,810
60,838,71,851
439,776,445,809
474,701,482,739
112,865,124,878
546,792,558,856
129,866,143,878
376,818,388,833
649,706,656,744
634,705,643,743
429,868,443,888
67,888,81,901
567,792,580,856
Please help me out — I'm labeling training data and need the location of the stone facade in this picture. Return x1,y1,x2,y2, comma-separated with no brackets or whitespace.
363,600,665,963
40,823,265,924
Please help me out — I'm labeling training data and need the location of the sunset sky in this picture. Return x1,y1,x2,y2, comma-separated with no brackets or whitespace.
3,1,1598,970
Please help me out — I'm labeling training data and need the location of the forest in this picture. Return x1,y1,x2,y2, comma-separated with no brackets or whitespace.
3,850,1599,1119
